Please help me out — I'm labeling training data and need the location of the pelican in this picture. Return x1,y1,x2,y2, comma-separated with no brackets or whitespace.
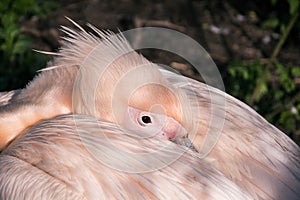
0,19,299,199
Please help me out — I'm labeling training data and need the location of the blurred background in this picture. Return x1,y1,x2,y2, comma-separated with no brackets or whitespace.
0,0,299,144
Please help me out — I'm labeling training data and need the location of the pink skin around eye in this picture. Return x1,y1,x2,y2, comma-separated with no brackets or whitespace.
125,106,187,140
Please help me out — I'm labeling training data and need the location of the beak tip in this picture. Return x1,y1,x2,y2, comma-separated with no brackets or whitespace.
172,132,198,152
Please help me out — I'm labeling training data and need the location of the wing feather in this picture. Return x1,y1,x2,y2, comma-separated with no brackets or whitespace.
1,114,252,199
161,68,300,199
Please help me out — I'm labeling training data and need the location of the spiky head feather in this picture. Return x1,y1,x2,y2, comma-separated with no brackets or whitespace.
47,19,192,130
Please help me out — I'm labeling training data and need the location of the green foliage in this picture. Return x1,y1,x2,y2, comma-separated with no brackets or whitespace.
263,0,299,29
270,0,299,14
226,60,300,142
0,0,59,91
226,0,300,144
226,61,300,139
287,0,299,15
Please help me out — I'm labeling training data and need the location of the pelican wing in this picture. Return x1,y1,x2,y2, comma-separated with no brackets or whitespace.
0,114,251,200
161,69,300,199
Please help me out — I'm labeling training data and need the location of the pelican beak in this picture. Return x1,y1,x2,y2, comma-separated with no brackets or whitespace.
161,117,188,140
162,119,197,152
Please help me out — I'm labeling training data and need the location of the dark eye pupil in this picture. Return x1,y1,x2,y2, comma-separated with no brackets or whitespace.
141,116,152,124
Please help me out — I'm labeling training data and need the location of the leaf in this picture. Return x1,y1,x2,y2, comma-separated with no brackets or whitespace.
280,24,286,33
255,82,268,102
271,0,278,5
291,66,300,76
297,103,300,111
262,18,279,29
242,68,249,79
274,90,284,100
12,39,31,55
279,111,294,131
228,68,236,77
275,62,296,93
287,0,300,15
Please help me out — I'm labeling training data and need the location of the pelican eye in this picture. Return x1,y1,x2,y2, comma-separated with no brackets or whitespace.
138,113,153,126
141,116,152,124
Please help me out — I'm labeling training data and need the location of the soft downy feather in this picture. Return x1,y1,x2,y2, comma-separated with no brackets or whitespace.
0,114,252,200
